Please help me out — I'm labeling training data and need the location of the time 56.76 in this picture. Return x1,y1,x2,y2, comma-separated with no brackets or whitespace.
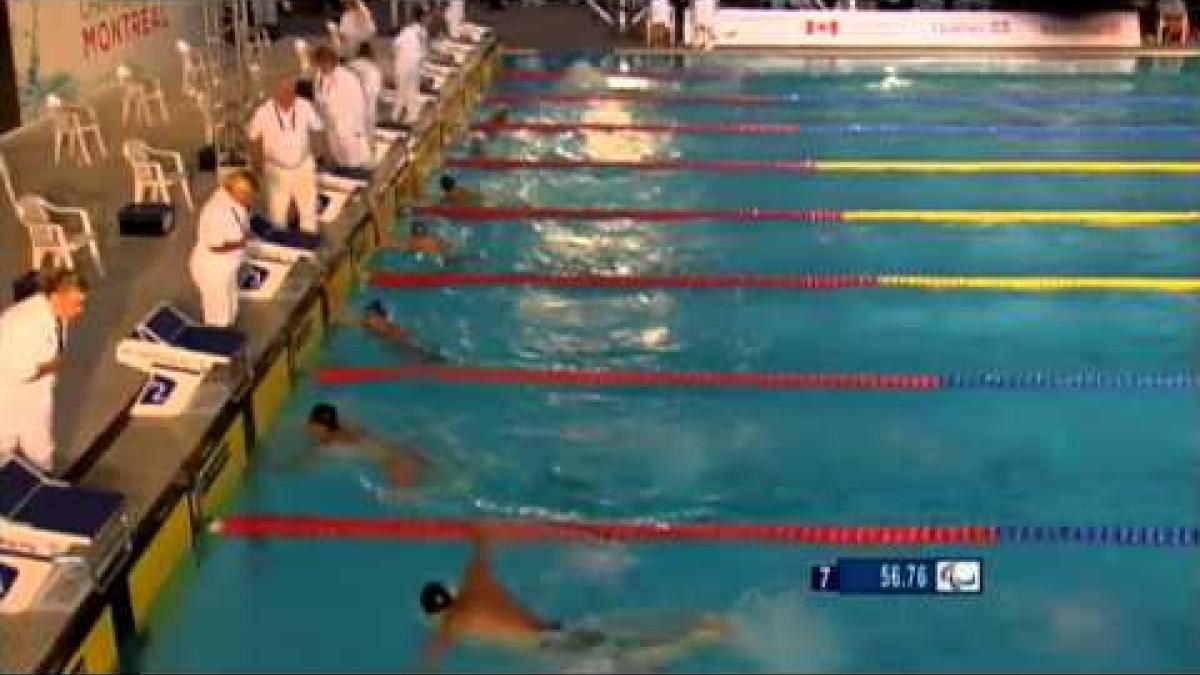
880,562,929,590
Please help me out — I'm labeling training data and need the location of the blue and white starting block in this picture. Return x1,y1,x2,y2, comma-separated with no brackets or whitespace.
238,257,292,301
248,213,322,264
373,128,411,164
319,169,370,194
116,303,246,417
0,551,56,614
0,455,129,612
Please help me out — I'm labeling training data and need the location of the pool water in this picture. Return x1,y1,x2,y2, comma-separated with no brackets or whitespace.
132,55,1200,673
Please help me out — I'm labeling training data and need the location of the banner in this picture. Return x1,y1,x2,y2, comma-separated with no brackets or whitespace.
8,0,205,124
714,10,1142,48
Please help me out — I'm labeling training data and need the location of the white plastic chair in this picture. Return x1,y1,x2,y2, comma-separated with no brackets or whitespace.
14,195,105,278
326,21,344,56
0,153,18,218
45,95,108,167
122,140,194,211
176,40,220,101
117,65,170,128
1159,8,1190,46
294,38,313,76
0,154,103,278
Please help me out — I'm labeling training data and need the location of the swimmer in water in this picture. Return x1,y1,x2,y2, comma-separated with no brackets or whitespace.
359,300,447,362
469,107,510,155
379,220,479,265
420,529,730,669
303,403,430,488
439,175,483,206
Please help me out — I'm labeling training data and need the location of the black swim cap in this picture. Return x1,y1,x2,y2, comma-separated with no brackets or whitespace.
364,300,388,318
440,175,456,192
411,220,430,236
308,403,340,431
421,582,454,614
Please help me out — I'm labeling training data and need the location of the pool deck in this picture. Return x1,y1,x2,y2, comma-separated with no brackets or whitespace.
0,8,497,672
2,1,1198,670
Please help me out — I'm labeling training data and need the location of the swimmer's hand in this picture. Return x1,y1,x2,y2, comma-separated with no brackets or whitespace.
421,627,454,671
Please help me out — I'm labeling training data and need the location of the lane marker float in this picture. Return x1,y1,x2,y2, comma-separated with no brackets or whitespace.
211,517,1200,548
413,205,1200,227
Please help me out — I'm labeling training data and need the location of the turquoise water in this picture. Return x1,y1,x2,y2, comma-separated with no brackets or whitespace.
133,55,1200,673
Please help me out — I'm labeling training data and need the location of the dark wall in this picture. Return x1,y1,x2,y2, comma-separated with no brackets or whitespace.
0,0,20,132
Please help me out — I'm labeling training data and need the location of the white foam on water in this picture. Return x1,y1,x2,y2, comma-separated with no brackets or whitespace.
726,589,841,674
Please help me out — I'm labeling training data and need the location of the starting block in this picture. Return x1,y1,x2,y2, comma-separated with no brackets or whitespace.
116,304,246,417
0,552,57,614
0,455,129,609
249,213,322,263
319,170,369,194
238,257,293,301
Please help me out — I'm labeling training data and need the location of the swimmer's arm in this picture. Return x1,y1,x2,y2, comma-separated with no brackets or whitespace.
421,627,454,670
459,529,494,596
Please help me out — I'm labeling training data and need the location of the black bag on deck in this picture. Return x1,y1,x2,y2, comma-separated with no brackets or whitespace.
196,144,218,172
297,79,315,101
13,270,40,303
118,203,176,237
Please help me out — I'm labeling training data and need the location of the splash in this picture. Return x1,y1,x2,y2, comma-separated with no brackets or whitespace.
725,589,840,673
561,542,638,587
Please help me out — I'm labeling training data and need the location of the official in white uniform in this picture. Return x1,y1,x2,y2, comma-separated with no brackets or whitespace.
190,171,258,327
444,0,486,41
338,0,377,58
348,43,383,139
313,45,373,170
0,268,88,474
392,16,426,125
249,79,324,233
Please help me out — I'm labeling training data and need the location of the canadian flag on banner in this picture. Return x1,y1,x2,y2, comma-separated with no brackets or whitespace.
805,19,839,35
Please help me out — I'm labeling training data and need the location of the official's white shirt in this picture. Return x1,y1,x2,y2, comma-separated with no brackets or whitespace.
651,0,671,25
192,188,248,273
247,98,323,169
348,57,383,119
339,4,377,54
0,294,61,399
316,66,369,133
393,24,425,71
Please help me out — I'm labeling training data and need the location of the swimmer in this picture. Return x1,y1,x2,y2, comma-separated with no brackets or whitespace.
380,220,479,266
407,219,450,256
356,300,447,363
420,530,730,669
469,107,510,156
439,175,483,206
303,403,430,488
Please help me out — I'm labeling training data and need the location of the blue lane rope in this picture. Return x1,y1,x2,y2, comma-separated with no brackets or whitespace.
997,526,1200,547
941,373,1200,389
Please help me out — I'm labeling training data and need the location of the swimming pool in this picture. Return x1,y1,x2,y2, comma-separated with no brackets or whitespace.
132,54,1200,673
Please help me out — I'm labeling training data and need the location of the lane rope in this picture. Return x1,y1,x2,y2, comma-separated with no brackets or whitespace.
486,91,1200,107
498,68,725,82
370,272,1200,294
471,122,1200,139
413,205,1200,227
447,157,1200,174
210,517,1200,548
314,365,1200,389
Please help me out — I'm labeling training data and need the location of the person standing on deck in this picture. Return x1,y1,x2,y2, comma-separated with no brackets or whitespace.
0,268,88,475
190,171,258,327
313,45,374,171
248,78,324,233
